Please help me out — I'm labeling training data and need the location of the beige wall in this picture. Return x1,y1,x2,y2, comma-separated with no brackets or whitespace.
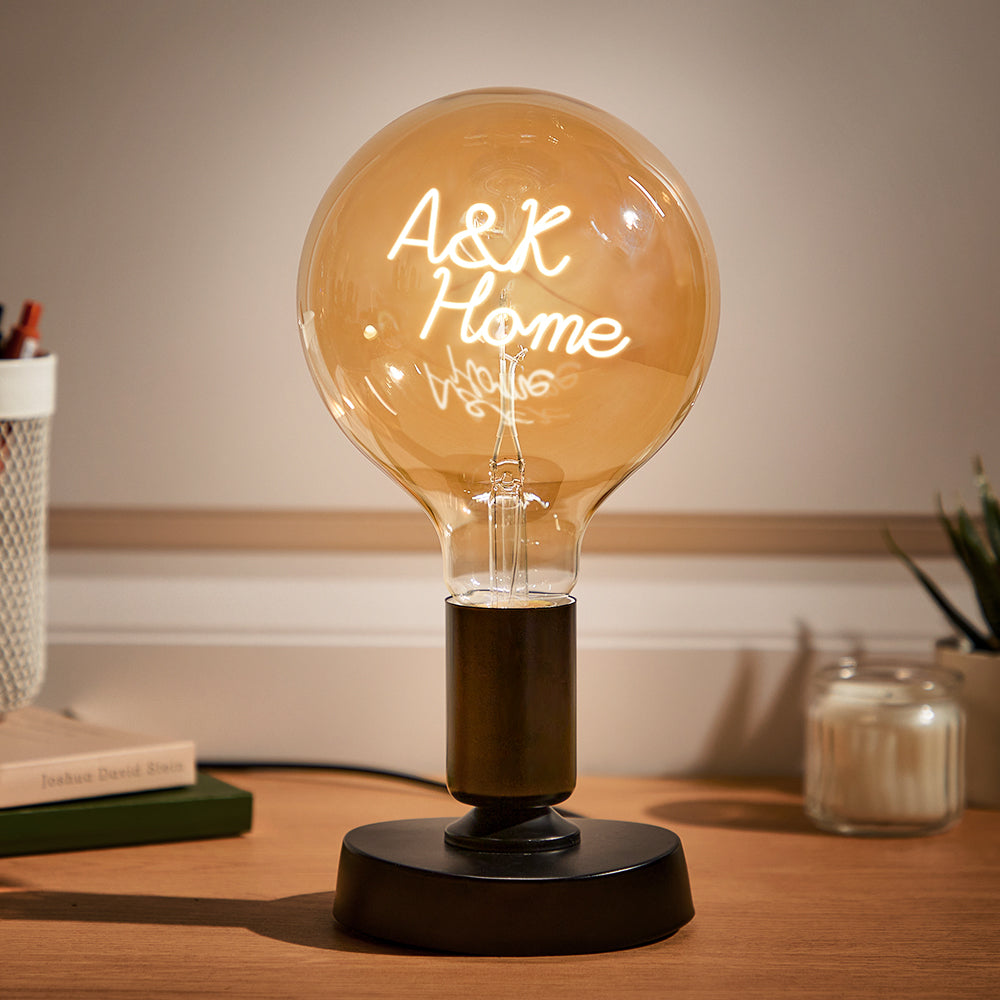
39,549,970,776
2,2,996,772
2,0,997,516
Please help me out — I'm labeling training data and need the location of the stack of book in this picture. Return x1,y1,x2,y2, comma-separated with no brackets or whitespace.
0,707,252,855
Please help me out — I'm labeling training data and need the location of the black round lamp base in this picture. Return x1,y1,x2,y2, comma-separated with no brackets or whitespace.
333,816,694,955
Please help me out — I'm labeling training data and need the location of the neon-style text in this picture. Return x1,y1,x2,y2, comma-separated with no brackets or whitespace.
388,188,630,361
388,188,571,276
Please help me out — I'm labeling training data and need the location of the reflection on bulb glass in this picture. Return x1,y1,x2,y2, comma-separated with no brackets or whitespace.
298,89,719,607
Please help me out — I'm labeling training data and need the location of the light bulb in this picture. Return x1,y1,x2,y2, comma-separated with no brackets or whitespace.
297,89,719,609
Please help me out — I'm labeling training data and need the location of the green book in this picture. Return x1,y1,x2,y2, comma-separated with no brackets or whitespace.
0,770,253,856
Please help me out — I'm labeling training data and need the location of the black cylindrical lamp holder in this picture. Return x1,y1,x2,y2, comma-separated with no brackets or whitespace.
444,596,580,852
332,595,695,955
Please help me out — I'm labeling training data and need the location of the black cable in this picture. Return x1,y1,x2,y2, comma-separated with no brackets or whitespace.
202,760,585,817
201,760,449,793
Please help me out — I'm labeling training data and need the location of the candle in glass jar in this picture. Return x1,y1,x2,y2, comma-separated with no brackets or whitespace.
804,660,964,836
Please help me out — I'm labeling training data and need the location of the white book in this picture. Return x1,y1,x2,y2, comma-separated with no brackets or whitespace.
0,707,196,809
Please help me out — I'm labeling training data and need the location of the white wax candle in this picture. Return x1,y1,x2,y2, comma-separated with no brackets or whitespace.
805,662,964,835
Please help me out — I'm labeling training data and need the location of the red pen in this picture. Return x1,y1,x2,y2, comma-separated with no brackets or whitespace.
2,300,43,359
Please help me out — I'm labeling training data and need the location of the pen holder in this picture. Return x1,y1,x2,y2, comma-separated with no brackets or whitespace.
0,354,57,716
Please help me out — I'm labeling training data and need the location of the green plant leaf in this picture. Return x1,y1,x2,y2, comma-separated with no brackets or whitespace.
883,528,994,649
974,456,1000,562
948,503,1000,644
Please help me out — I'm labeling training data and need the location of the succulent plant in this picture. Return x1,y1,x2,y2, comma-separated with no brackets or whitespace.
885,457,1000,652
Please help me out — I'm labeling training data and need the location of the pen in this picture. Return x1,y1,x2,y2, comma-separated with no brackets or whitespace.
0,304,6,473
0,300,45,476
1,300,43,360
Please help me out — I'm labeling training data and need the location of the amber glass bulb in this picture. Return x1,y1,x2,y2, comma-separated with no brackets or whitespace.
298,89,719,606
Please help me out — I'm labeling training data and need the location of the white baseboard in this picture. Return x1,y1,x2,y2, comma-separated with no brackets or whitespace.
39,551,966,778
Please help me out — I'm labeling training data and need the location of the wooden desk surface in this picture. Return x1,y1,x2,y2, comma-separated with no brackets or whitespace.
3,769,998,999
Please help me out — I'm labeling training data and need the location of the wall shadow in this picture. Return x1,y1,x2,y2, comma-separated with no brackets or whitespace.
687,624,816,776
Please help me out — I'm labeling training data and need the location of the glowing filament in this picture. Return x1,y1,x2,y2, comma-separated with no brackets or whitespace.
488,299,529,606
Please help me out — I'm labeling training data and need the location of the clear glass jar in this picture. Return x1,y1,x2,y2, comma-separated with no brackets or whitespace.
805,658,965,836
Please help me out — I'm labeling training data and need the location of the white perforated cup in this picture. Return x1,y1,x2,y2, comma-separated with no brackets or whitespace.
1,354,57,715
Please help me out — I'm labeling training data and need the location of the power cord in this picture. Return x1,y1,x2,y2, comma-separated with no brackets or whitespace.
200,760,448,793
202,761,584,817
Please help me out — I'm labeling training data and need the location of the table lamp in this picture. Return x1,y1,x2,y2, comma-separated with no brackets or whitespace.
297,88,719,955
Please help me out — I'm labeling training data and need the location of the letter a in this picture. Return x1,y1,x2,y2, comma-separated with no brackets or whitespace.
388,188,444,263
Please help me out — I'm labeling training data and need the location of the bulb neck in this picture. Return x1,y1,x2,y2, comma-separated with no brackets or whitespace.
440,517,585,600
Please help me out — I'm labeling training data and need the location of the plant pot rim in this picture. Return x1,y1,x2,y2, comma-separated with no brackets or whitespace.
935,637,1000,661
